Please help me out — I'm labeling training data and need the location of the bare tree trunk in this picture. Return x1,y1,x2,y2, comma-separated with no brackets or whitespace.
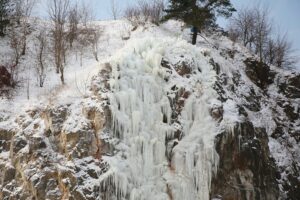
48,0,70,84
60,66,64,84
93,44,99,61
80,51,83,67
110,0,120,20
192,27,198,45
27,78,30,100
21,37,26,55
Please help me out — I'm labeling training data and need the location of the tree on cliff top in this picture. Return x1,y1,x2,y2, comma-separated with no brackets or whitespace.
164,0,235,45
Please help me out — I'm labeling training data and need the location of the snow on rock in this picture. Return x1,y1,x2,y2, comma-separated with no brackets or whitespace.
0,19,299,200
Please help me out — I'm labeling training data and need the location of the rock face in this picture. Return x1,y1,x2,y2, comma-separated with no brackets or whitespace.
244,58,275,88
0,32,299,200
0,91,109,199
210,53,300,199
211,122,279,200
279,73,300,99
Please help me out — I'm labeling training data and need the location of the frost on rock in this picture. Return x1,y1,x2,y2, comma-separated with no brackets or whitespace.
99,37,219,200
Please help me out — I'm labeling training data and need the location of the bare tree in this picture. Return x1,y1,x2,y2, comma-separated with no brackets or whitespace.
150,0,165,25
48,0,70,84
110,0,120,20
67,3,81,48
13,0,36,55
8,25,22,66
75,27,102,64
5,25,21,87
79,1,94,27
264,38,276,65
229,7,256,48
228,5,296,69
252,6,272,62
273,33,296,68
91,28,102,62
76,30,89,67
35,31,48,87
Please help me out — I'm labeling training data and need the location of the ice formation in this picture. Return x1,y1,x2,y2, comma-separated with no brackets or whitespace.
100,37,219,200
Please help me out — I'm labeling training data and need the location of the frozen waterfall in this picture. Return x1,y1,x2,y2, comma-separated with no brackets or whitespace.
100,37,219,200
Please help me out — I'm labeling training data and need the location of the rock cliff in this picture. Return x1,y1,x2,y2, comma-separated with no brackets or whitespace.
0,23,299,200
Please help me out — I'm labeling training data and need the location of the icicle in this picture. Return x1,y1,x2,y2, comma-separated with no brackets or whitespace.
100,37,220,200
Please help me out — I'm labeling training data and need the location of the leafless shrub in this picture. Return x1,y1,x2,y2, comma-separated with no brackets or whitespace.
124,0,165,26
142,0,165,25
124,6,143,26
75,72,91,98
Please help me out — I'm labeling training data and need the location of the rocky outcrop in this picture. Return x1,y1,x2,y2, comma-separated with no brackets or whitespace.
210,51,300,199
279,73,300,98
211,122,279,200
0,99,108,200
244,58,275,88
0,128,15,152
161,55,194,77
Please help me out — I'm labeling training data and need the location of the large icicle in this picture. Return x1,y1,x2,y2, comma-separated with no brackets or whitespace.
100,37,219,200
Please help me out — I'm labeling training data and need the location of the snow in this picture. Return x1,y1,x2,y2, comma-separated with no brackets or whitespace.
0,20,131,117
222,99,240,126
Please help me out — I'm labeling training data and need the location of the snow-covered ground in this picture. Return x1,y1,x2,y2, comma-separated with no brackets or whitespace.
0,20,190,114
0,20,127,114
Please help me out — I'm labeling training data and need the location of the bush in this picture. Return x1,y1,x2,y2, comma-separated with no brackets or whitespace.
124,0,165,26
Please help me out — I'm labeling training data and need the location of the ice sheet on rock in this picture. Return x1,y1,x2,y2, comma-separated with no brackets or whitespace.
100,37,219,200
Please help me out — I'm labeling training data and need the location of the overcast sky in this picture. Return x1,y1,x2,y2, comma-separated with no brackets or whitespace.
36,0,300,69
